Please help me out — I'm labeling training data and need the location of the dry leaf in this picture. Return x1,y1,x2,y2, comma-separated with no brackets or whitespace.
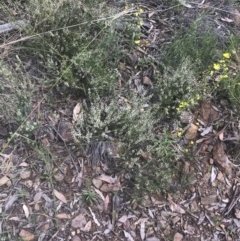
56,213,71,219
197,2,210,8
97,174,117,184
19,229,35,241
173,232,183,241
53,189,67,204
81,220,92,232
167,195,185,214
71,214,87,229
72,102,82,124
94,188,105,201
123,231,134,241
0,176,10,186
140,221,146,240
5,194,19,211
178,0,193,8
213,140,232,174
219,131,224,141
221,17,234,23
200,126,213,136
104,195,110,211
23,204,29,218
233,9,240,25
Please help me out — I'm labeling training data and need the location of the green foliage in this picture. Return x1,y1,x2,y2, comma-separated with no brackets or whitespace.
162,18,218,73
0,60,37,137
12,0,124,94
156,58,206,115
73,90,178,194
81,180,98,205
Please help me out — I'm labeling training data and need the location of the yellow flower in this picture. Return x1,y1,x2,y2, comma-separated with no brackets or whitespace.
219,59,225,63
177,132,182,137
185,149,189,153
135,12,139,17
139,8,143,13
196,122,199,126
224,67,228,71
190,141,194,145
134,40,141,45
223,52,231,59
219,74,228,79
210,71,214,76
139,20,143,26
213,63,220,70
233,73,237,76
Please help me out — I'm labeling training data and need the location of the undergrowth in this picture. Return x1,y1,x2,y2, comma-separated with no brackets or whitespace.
1,0,239,197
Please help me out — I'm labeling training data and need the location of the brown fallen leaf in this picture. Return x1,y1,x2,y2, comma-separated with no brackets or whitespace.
19,229,35,241
56,213,71,219
167,195,185,214
233,9,240,25
0,175,10,186
174,232,183,241
23,204,29,218
53,189,67,204
221,17,234,23
81,220,92,232
213,140,232,174
104,194,110,211
73,102,82,124
71,214,87,229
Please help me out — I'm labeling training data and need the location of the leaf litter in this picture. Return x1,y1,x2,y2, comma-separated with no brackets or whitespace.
1,1,240,241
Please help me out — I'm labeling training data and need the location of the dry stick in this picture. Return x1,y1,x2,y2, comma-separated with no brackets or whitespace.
0,9,131,155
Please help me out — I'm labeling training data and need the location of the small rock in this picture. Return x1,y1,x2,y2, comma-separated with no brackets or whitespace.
201,194,217,206
20,171,31,179
173,232,183,241
185,123,198,140
92,178,102,189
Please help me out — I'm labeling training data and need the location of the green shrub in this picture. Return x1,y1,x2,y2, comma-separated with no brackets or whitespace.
73,90,178,195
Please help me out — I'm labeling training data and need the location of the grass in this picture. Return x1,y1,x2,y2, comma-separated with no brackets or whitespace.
1,0,240,200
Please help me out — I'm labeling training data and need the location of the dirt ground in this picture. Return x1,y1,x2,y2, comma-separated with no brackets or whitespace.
1,0,240,241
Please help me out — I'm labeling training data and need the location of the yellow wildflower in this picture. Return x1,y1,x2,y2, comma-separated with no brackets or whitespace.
223,52,231,59
139,8,143,13
134,40,141,45
177,132,182,137
219,74,228,79
213,63,220,70
135,12,139,17
185,149,189,153
196,122,199,126
210,71,214,76
224,67,228,71
233,73,237,76
190,141,194,145
219,59,225,63
139,20,143,26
